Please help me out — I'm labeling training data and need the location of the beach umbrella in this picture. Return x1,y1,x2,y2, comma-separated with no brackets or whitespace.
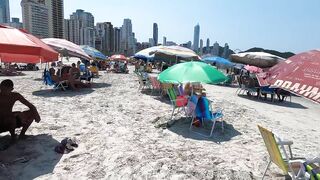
158,61,227,84
80,45,107,60
149,45,200,63
244,65,263,73
110,54,127,61
230,52,285,68
42,38,91,60
202,56,234,67
133,54,152,61
0,25,58,63
256,49,320,103
135,46,160,58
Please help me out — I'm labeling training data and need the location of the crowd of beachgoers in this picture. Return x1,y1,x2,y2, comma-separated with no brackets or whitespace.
0,62,319,179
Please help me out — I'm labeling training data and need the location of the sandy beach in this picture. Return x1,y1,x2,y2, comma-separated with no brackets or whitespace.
0,66,319,180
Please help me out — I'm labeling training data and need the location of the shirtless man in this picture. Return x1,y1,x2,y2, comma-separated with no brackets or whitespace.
0,79,40,140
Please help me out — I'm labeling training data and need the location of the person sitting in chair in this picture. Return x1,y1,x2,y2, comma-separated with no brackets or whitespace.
0,79,41,140
68,63,91,90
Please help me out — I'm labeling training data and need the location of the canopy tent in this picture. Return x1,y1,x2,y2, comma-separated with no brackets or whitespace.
80,45,107,60
0,25,58,63
230,52,285,68
256,49,320,104
42,38,91,60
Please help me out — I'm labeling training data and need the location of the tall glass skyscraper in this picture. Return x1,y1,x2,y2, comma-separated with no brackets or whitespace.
193,24,200,52
153,23,158,46
0,0,10,24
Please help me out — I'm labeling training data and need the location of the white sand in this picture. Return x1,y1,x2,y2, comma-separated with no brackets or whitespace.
0,66,319,180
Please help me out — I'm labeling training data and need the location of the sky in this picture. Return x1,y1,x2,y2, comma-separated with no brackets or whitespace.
9,0,320,53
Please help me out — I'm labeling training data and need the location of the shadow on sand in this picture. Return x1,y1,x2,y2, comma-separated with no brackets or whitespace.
237,94,308,109
32,88,95,97
91,82,112,89
0,134,62,180
160,117,242,143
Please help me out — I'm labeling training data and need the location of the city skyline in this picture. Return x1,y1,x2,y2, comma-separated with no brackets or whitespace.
8,0,320,53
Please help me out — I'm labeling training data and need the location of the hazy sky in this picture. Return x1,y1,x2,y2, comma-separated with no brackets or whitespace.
9,0,320,53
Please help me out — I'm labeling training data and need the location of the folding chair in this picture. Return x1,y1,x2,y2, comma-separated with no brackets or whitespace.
135,71,151,91
258,125,320,180
304,161,320,180
190,96,224,137
43,69,68,91
167,87,188,120
149,76,161,95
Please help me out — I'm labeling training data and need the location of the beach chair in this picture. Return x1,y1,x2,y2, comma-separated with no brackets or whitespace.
136,72,151,91
258,125,319,180
167,87,188,120
43,69,68,91
149,76,161,95
304,161,320,180
186,95,199,118
258,86,276,102
190,97,224,137
236,75,246,94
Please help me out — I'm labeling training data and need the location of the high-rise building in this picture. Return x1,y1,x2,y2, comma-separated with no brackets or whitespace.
163,36,166,46
205,38,210,54
95,22,114,54
222,43,230,58
45,0,63,38
153,23,158,46
114,27,120,53
193,23,200,52
149,38,154,46
181,41,192,49
212,41,220,56
120,18,135,56
200,39,203,55
21,0,49,38
64,9,95,47
7,17,23,28
166,41,177,46
0,0,10,24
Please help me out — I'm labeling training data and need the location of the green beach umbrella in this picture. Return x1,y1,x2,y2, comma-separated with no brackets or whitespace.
158,61,227,84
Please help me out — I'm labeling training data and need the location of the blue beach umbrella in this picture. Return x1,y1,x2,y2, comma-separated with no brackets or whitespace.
133,54,153,62
80,45,107,60
202,56,233,67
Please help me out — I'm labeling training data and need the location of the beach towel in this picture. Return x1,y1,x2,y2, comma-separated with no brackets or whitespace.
186,95,198,116
195,96,211,120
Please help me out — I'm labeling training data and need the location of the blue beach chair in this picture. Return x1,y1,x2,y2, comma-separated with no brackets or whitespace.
43,69,68,91
190,96,224,137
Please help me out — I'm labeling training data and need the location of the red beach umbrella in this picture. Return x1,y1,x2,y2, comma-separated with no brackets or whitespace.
110,54,127,61
257,49,320,103
0,25,59,63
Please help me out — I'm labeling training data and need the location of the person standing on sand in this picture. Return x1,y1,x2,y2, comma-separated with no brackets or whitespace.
0,79,41,140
